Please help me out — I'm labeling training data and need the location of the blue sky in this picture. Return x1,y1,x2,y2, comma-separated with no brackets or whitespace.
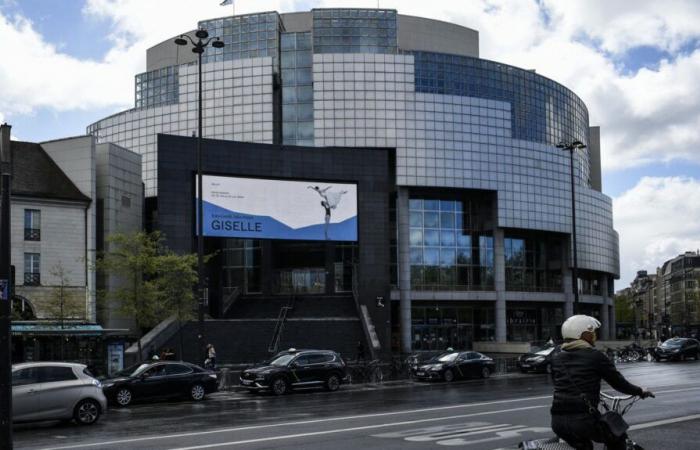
1,0,699,288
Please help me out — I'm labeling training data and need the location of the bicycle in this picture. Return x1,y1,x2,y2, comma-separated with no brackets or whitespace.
347,359,383,384
516,392,651,449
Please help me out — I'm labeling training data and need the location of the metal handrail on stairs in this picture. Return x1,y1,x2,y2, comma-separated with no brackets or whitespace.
221,286,241,316
352,264,380,360
268,295,295,354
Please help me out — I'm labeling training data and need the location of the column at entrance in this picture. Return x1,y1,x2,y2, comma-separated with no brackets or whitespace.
397,188,412,353
494,228,506,343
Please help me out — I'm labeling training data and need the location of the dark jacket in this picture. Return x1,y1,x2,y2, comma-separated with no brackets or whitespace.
551,343,643,414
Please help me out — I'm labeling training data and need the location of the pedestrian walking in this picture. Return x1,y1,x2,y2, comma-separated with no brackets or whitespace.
205,343,217,369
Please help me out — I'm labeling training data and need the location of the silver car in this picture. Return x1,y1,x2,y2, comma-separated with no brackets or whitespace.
12,362,107,425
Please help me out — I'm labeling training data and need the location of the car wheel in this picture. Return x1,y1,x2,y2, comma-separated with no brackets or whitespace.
443,369,455,382
326,374,341,392
115,387,133,407
271,377,289,396
480,366,491,379
190,383,206,401
74,399,101,425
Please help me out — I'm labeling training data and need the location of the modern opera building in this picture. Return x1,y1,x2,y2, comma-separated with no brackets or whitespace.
87,8,619,360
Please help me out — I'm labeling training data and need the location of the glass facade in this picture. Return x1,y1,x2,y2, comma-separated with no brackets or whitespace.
199,13,280,67
408,198,494,291
135,66,179,109
504,236,563,292
221,239,261,294
409,51,590,162
409,304,495,350
281,32,314,146
312,9,397,54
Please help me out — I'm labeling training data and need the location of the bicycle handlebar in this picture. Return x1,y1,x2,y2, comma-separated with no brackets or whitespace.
600,392,635,400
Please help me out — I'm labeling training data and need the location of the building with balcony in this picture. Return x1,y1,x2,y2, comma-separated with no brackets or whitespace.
87,8,619,359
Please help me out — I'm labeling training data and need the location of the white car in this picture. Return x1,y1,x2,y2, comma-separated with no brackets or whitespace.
12,362,108,425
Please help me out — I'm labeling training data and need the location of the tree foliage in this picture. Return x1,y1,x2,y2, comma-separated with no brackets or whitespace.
96,231,200,361
45,261,85,323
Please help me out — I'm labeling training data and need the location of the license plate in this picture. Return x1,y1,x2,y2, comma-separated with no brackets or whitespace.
416,371,425,376
521,364,530,368
241,379,253,385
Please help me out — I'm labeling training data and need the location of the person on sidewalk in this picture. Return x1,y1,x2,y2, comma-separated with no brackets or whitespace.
205,343,217,369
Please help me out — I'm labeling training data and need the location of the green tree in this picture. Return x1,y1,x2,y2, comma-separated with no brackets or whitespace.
154,250,198,359
46,261,85,359
96,231,162,362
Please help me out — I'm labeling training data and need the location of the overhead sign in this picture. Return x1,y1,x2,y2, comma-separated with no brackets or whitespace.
197,175,357,241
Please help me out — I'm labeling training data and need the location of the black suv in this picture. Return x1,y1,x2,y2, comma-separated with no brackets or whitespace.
654,338,700,361
240,349,347,395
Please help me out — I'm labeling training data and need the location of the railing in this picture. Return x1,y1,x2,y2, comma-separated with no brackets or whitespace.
24,273,40,286
221,286,240,316
24,228,40,241
268,295,295,355
352,264,380,360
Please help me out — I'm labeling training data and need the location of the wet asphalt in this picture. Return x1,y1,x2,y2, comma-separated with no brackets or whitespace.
12,359,700,450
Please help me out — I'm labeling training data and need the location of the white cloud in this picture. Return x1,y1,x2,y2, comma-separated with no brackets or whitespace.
614,176,700,287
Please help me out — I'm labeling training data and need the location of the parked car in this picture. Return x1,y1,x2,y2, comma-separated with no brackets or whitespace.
654,338,700,361
101,361,218,406
517,345,556,374
12,362,107,425
239,348,347,395
413,351,495,381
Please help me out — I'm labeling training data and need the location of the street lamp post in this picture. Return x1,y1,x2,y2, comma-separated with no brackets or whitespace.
174,30,224,357
0,123,13,449
557,140,586,315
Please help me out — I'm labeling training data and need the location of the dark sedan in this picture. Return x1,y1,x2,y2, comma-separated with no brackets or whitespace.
654,338,700,361
414,351,495,382
240,349,347,395
517,346,556,373
101,361,218,406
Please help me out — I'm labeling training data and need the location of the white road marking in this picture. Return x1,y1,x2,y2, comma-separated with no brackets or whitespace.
34,395,553,450
630,413,700,430
167,406,549,450
36,405,549,450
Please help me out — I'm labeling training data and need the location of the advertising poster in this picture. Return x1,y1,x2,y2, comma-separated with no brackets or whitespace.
197,175,358,241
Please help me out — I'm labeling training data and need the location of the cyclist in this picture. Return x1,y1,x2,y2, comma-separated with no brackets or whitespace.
550,315,654,450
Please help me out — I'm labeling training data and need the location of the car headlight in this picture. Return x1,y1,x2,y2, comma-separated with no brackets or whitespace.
430,364,443,371
532,356,546,363
101,381,113,389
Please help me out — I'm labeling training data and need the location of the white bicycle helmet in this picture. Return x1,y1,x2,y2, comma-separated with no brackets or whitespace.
561,315,601,340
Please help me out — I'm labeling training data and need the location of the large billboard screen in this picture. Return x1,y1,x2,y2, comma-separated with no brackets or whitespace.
197,175,358,241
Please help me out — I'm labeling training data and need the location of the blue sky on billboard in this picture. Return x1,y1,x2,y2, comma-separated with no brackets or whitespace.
0,0,699,287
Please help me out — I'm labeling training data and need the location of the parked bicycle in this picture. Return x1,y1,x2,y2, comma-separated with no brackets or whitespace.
516,392,651,449
347,359,383,384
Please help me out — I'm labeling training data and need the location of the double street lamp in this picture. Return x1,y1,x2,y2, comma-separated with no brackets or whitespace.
557,140,586,315
174,30,224,355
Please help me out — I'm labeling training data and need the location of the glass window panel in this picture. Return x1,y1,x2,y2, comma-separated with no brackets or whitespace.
440,212,454,229
439,200,455,211
297,121,314,139
423,200,440,211
424,248,439,265
440,248,456,266
457,248,471,265
409,199,423,210
424,229,439,246
440,230,455,246
297,85,313,102
424,212,439,228
457,233,471,248
410,248,423,264
409,211,423,227
298,104,314,120
409,229,423,246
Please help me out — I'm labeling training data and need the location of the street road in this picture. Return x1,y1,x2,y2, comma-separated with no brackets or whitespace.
14,360,700,450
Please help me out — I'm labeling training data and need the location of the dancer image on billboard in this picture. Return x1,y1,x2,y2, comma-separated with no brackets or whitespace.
308,185,348,239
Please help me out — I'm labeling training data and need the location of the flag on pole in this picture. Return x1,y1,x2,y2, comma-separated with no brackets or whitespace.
220,0,233,5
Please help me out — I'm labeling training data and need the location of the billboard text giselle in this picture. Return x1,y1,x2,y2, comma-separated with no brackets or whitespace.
197,175,358,241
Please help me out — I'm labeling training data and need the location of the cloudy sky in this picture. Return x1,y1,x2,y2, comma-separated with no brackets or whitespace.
1,0,699,289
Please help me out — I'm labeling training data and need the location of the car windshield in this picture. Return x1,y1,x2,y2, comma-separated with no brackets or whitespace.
115,363,150,377
661,340,683,348
269,354,295,366
436,352,459,362
535,347,555,356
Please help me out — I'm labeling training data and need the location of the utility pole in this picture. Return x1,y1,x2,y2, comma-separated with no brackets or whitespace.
0,122,14,449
